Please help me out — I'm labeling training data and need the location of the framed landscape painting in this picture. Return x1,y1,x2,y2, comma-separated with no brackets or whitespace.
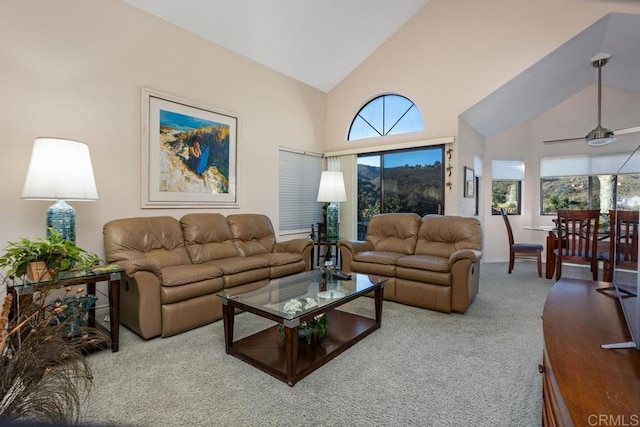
141,88,239,208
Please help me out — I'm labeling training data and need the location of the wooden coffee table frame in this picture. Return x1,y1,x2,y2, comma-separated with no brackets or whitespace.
221,279,384,386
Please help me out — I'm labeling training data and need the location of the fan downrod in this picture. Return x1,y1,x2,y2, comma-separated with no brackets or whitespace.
586,53,616,146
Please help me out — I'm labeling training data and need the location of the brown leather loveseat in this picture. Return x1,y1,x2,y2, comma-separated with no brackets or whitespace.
103,213,312,339
338,213,482,313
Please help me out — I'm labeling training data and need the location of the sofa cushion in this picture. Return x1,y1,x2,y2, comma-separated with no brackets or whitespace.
181,213,240,263
160,264,223,287
260,253,306,278
227,214,277,256
365,213,421,254
415,215,482,258
103,216,191,268
350,261,396,277
396,254,450,272
204,256,270,275
353,250,404,265
396,267,451,286
261,252,304,267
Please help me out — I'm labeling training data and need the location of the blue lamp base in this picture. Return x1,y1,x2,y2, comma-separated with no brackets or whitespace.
46,199,76,243
325,202,340,241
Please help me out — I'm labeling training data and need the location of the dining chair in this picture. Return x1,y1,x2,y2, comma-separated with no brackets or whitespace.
500,208,543,277
601,209,639,282
554,209,600,280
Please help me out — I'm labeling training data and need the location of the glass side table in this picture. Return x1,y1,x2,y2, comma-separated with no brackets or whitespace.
8,267,122,352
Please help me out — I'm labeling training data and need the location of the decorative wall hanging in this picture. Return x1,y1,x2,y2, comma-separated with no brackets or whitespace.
141,87,239,208
445,147,453,190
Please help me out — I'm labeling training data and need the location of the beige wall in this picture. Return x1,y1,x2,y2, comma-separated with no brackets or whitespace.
0,0,326,257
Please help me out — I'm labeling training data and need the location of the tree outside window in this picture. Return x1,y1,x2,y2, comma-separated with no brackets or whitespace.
491,159,524,215
491,180,521,215
541,174,640,215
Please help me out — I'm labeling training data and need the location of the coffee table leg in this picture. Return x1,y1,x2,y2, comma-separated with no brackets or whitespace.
222,301,235,354
374,285,384,324
284,325,299,386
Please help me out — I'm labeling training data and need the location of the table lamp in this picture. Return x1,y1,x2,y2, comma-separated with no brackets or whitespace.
22,137,99,243
316,171,347,241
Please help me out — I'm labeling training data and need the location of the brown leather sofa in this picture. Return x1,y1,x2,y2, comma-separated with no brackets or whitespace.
103,213,312,339
338,213,482,313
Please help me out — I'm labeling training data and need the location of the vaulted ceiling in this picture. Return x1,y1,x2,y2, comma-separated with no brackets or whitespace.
120,0,430,92
120,2,640,138
460,12,640,138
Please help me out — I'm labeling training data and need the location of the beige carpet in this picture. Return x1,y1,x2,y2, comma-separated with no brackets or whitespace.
80,262,596,427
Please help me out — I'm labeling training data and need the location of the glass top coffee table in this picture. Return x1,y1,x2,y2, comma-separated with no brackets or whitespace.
218,270,386,386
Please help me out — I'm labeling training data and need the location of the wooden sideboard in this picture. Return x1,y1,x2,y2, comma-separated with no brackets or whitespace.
541,278,640,426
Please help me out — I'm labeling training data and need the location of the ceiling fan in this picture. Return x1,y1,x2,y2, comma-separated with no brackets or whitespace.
543,52,640,146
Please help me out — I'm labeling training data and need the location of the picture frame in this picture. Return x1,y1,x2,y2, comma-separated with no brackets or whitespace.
141,87,239,208
464,167,475,198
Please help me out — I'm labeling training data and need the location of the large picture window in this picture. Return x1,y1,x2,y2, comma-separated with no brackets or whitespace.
540,153,640,215
357,146,444,239
541,174,640,215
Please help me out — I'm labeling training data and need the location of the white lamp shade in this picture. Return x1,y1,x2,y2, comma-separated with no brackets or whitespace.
22,137,99,201
317,171,347,203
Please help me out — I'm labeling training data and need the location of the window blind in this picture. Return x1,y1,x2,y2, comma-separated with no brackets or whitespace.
492,159,524,180
474,154,483,177
279,149,324,234
541,152,640,177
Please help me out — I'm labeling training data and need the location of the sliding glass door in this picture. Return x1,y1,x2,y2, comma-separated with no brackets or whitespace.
357,146,444,239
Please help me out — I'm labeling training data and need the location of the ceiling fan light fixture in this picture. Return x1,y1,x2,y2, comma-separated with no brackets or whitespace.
586,125,617,146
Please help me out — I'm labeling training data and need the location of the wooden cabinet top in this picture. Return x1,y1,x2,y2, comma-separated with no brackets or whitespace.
543,278,640,426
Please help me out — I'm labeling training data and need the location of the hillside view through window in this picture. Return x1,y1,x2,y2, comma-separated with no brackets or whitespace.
357,146,444,239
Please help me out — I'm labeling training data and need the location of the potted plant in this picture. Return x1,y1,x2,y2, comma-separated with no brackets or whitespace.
279,297,328,344
0,229,100,281
0,231,105,424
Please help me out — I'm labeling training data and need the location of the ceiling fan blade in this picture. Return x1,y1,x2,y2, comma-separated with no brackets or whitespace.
543,126,639,145
615,126,640,136
543,136,584,145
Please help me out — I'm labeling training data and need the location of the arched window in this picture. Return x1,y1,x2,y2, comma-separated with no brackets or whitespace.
348,94,423,141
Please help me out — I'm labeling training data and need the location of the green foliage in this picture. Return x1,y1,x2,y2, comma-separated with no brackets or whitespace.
541,176,597,214
278,297,329,344
301,313,328,344
0,229,101,279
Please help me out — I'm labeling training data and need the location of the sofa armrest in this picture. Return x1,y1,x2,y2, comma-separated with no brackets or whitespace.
273,238,314,271
273,238,313,254
338,240,373,254
111,259,163,339
116,259,162,280
448,249,482,267
449,249,482,313
337,240,374,272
